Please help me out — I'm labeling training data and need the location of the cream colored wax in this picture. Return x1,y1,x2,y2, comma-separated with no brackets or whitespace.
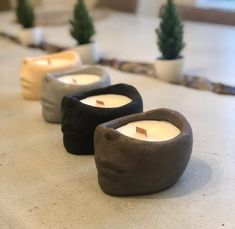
35,59,73,67
80,94,132,108
116,120,180,142
58,74,100,85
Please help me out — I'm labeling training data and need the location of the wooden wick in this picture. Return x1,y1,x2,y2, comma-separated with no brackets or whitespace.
136,126,148,137
72,78,77,83
47,59,52,65
96,100,105,106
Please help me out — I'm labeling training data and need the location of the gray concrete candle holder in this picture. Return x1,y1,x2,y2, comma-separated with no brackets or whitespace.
94,108,193,196
41,66,111,123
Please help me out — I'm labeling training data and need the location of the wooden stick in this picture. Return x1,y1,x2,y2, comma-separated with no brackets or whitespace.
136,126,148,137
72,78,77,83
96,100,105,106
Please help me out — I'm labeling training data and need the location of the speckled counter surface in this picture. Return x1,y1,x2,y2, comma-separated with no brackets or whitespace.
1,13,235,229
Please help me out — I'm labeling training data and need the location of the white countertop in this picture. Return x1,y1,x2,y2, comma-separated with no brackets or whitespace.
1,12,235,229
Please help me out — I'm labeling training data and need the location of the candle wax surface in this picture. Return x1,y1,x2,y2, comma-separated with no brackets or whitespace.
35,59,72,67
58,74,101,85
116,120,181,142
80,94,132,108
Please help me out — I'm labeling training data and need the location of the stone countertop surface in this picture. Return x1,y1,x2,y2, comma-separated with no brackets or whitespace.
42,12,235,86
1,12,235,229
1,11,235,85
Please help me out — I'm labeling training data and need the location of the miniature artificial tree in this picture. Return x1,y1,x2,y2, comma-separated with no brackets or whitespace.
69,0,99,64
15,0,42,46
156,0,184,60
154,0,185,83
16,0,35,29
70,0,95,45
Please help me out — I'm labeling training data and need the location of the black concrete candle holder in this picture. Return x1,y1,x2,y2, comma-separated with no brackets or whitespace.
61,84,143,155
94,108,193,196
41,66,111,123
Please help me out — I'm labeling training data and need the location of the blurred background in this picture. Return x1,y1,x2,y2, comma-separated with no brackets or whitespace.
1,0,235,25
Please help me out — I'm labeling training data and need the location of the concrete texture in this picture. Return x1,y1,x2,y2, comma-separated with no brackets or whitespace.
1,13,235,229
95,109,193,196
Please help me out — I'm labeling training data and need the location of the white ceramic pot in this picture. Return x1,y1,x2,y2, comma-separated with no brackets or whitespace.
154,58,184,83
17,27,43,46
72,42,100,65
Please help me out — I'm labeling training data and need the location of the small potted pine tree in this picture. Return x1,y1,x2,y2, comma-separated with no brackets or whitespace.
70,0,99,64
16,0,42,46
155,0,185,83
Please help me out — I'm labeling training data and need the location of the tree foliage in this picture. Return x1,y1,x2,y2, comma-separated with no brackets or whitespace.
156,0,185,59
70,0,95,45
16,0,35,28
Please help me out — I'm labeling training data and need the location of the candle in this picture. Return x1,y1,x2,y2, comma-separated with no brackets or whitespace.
80,94,132,108
41,66,111,123
58,74,101,85
61,84,143,155
94,109,193,196
20,51,82,100
35,59,72,67
116,120,180,142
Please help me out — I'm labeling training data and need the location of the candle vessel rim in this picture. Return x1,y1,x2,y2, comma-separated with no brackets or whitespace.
73,96,132,110
117,119,181,143
46,66,108,87
98,108,192,145
24,51,81,71
54,74,101,86
66,84,140,111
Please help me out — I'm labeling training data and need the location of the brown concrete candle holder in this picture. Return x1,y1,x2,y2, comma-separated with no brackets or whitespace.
94,108,193,196
20,51,81,100
41,66,111,123
61,84,143,155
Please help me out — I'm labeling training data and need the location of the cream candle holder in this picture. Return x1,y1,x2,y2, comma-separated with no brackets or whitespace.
41,66,111,123
94,108,193,196
20,51,82,100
